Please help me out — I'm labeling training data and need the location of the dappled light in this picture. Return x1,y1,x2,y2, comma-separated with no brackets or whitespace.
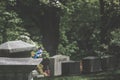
0,0,120,80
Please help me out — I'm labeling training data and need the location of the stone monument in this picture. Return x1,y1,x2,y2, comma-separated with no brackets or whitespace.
50,55,70,76
62,61,80,76
101,55,115,71
82,56,102,73
0,40,42,80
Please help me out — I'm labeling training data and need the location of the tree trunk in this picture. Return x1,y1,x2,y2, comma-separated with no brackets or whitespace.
99,0,107,44
14,1,60,56
99,0,117,45
1,23,8,43
41,7,60,56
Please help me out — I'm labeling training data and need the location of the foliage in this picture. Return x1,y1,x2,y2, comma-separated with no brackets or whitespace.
58,0,120,59
0,1,23,43
0,1,42,47
98,0,120,56
0,0,120,59
34,69,120,80
58,0,101,59
42,50,50,59
108,29,120,56
39,0,63,8
110,29,120,44
58,41,79,59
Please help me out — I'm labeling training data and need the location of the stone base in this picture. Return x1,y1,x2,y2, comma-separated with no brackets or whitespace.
0,72,31,80
82,56,102,73
0,65,35,80
62,61,80,76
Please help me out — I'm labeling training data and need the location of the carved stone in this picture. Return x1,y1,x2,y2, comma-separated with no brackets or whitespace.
0,40,41,80
62,61,80,75
50,55,70,76
82,56,102,73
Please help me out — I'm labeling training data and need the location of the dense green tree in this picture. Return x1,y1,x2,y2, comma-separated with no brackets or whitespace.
58,0,101,59
0,1,24,43
0,0,119,59
11,0,62,56
58,0,120,59
99,0,120,57
99,0,120,45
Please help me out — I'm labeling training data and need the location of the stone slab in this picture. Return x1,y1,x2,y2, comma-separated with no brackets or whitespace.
50,55,70,76
82,56,102,73
62,61,80,75
0,57,42,65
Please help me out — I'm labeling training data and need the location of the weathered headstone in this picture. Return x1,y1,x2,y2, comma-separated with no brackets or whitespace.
0,40,42,80
0,40,35,57
50,55,70,76
62,61,80,76
101,55,115,71
82,56,102,73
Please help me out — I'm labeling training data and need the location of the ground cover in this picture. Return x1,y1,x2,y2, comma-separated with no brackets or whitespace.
34,69,120,80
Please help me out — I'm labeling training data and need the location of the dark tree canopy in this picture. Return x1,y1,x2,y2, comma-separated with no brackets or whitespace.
0,0,120,59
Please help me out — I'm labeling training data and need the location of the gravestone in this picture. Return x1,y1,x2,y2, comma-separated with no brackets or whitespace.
82,56,102,73
62,61,80,76
50,55,70,76
101,55,115,71
0,40,42,80
0,40,36,57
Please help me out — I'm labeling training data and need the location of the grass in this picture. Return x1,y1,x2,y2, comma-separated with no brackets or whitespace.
34,69,120,80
